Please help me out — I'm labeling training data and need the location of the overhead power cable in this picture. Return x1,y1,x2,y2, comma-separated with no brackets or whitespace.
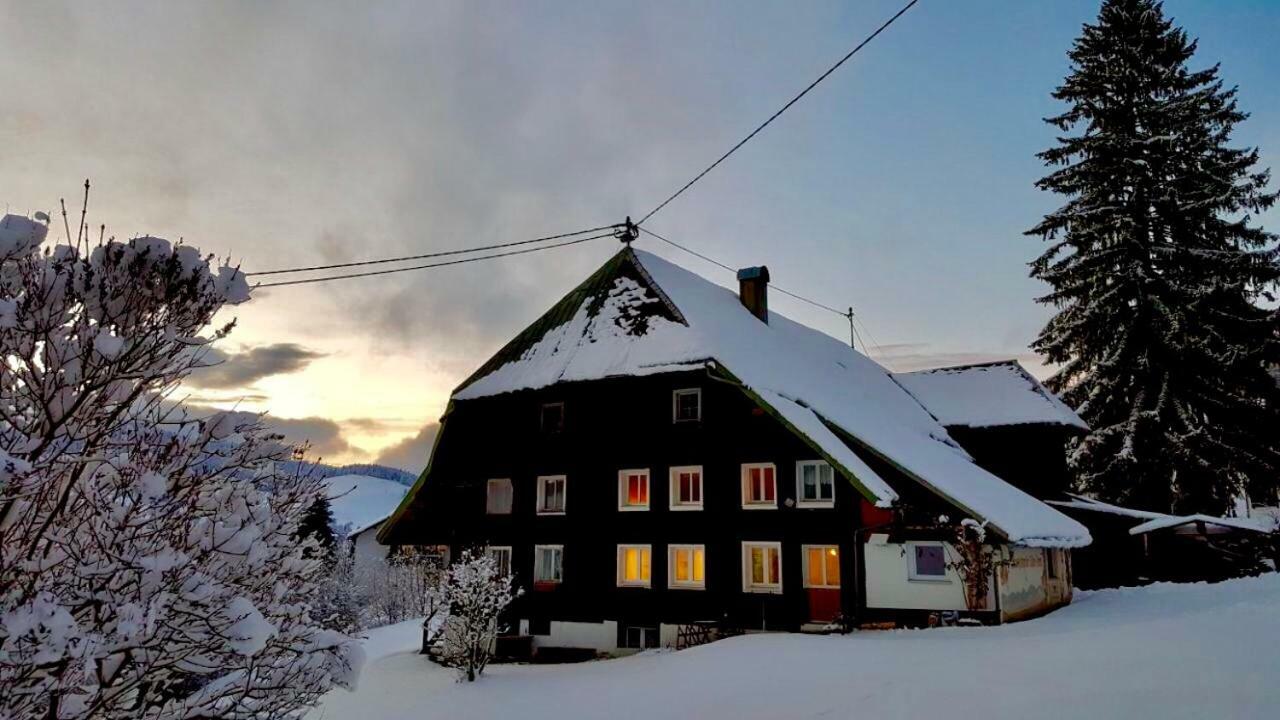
638,225,878,354
256,231,616,288
250,224,618,277
636,0,920,226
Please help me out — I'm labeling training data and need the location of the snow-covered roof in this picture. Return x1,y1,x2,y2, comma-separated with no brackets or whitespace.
326,474,410,537
1048,495,1276,536
452,248,1089,548
895,360,1088,431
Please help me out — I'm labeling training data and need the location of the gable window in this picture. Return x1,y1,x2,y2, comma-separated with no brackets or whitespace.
669,544,706,589
673,388,702,423
618,469,650,511
617,545,652,587
742,541,782,593
536,475,567,515
540,402,565,434
534,545,563,586
740,463,777,509
802,545,841,588
796,461,835,508
669,466,703,510
486,546,512,577
486,478,513,515
908,542,948,581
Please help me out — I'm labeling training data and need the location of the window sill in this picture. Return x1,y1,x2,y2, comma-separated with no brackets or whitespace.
536,511,566,516
907,576,952,584
670,584,706,591
669,504,704,512
618,505,650,512
741,503,778,510
617,583,652,589
795,501,835,509
743,586,783,595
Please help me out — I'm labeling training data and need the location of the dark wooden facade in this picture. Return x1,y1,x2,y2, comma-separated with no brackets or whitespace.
384,368,900,635
945,425,1079,500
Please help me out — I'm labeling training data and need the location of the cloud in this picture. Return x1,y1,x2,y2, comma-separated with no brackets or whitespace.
189,343,326,389
176,401,359,461
374,422,440,474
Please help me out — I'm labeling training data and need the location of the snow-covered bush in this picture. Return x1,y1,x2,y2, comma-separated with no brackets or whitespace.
312,531,364,635
360,547,443,628
946,518,999,611
435,550,520,682
0,213,361,718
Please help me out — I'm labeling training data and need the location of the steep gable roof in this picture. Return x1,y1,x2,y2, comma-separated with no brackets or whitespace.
895,360,1088,431
448,247,1088,548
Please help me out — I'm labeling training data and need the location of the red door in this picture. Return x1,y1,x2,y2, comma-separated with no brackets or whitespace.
804,546,842,623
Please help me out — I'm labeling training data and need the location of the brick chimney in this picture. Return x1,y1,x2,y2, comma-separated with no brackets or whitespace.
736,266,770,323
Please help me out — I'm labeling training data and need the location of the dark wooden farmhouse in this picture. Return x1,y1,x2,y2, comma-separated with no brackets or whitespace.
379,247,1091,653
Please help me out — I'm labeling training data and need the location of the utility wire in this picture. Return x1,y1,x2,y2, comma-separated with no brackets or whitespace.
636,0,920,226
250,224,618,276
256,232,616,288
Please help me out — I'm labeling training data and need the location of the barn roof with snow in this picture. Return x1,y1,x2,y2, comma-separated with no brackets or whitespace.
417,247,1090,548
894,360,1088,431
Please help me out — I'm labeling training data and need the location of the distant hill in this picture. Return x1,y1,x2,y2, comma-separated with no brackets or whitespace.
278,461,417,487
324,474,410,535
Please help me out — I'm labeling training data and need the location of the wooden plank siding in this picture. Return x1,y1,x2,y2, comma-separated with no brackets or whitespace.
385,369,878,633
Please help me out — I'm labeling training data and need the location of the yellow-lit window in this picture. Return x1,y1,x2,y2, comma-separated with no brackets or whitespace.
618,469,650,511
803,545,841,588
669,545,706,589
742,542,782,593
617,545,652,587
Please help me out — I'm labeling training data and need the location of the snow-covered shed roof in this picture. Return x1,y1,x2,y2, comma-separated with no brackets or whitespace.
895,360,1088,431
1049,495,1275,536
326,474,410,537
447,248,1089,548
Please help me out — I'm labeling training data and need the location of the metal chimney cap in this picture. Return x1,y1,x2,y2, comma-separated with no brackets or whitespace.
736,266,770,282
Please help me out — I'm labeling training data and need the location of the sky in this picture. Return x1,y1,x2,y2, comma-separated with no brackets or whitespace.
2,0,1277,470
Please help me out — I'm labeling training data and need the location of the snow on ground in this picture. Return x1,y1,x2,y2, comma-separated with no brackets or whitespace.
312,574,1280,720
325,475,409,535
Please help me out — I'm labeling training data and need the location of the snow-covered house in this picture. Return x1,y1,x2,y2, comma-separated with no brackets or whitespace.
379,247,1090,652
326,474,410,568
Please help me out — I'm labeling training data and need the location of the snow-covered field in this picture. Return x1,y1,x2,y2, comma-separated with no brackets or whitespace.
312,575,1280,720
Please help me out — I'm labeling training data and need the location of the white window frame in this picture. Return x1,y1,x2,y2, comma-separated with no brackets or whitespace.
795,460,836,509
617,469,651,511
801,544,841,589
486,545,513,577
907,541,950,582
740,462,778,509
668,544,706,590
616,544,652,588
672,387,702,423
533,544,564,585
668,465,704,511
485,478,513,515
536,475,567,515
741,541,783,594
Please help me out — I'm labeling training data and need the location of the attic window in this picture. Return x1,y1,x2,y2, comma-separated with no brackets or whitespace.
673,388,701,423
541,402,565,433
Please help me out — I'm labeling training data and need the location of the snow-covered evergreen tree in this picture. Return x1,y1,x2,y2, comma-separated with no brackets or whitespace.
1028,0,1280,513
0,212,362,718
296,494,337,559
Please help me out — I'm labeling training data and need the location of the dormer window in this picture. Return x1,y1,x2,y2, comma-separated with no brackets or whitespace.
541,402,565,434
673,388,702,423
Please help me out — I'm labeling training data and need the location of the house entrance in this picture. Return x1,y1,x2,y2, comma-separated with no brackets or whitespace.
803,545,842,623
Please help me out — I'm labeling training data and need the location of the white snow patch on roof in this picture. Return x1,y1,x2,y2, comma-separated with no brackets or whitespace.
1048,495,1276,535
896,361,1088,430
326,474,410,537
454,249,1089,548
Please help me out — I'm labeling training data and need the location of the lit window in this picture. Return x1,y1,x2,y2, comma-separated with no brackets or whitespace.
669,544,706,589
617,545,652,587
796,461,835,508
541,402,565,433
742,542,782,593
740,463,777,509
802,545,840,588
618,469,650,511
669,466,703,510
486,478,513,514
909,543,948,581
534,545,563,586
537,475,566,515
673,388,702,423
486,546,512,577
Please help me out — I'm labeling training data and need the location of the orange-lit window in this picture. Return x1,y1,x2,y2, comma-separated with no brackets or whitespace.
669,466,703,510
802,545,840,588
743,542,782,593
618,469,650,511
617,545,652,587
741,463,777,508
669,545,706,589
